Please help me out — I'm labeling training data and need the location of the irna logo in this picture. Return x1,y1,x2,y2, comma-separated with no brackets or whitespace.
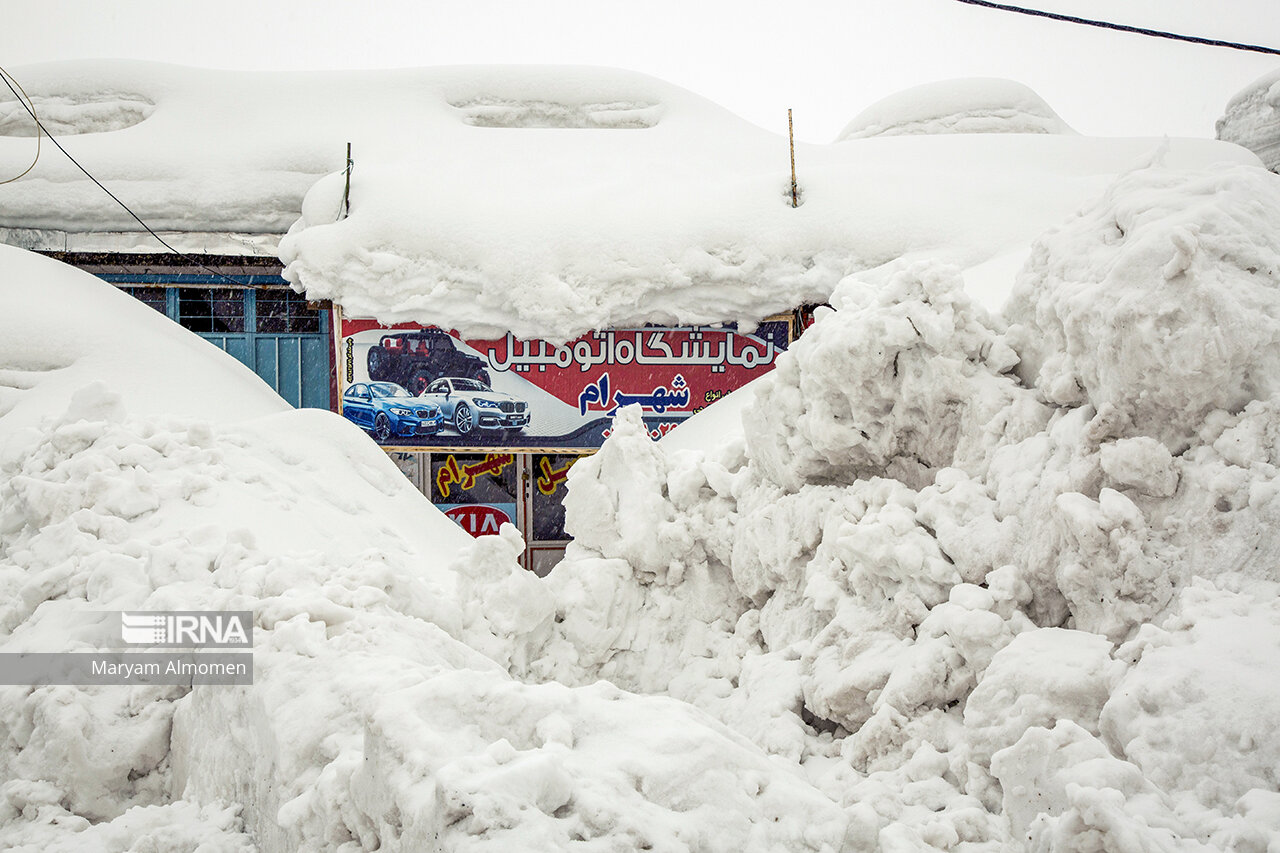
119,611,253,648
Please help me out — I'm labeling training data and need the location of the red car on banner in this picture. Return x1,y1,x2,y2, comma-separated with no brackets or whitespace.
337,311,791,451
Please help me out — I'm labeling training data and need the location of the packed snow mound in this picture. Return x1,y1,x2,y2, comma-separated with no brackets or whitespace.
836,78,1075,141
1005,163,1280,453
502,163,1280,850
0,249,852,851
1217,66,1280,172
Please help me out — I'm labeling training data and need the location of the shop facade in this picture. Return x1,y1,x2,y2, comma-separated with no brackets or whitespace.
333,307,801,572
39,250,803,573
49,252,333,410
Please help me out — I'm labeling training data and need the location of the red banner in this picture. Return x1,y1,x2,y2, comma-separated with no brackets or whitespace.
336,312,790,450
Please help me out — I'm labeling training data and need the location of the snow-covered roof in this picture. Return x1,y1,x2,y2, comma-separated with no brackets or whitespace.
1216,66,1280,173
835,77,1076,140
0,60,753,247
0,61,1262,342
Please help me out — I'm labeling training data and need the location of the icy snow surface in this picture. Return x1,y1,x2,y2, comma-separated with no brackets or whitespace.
835,78,1076,141
1217,66,1280,173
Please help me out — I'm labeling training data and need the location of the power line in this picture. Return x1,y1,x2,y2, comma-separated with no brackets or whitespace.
0,65,253,287
0,67,40,184
952,0,1280,56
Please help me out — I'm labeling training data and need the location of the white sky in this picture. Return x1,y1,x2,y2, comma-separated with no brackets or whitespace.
6,0,1280,142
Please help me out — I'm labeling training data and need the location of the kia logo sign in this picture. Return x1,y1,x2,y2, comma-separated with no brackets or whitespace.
444,504,511,537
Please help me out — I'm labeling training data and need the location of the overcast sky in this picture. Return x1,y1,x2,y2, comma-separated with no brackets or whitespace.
6,0,1279,142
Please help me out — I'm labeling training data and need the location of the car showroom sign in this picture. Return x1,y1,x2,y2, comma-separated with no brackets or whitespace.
336,311,791,451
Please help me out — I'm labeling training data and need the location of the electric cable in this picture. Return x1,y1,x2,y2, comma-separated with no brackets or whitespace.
0,66,40,184
0,64,259,287
952,0,1280,56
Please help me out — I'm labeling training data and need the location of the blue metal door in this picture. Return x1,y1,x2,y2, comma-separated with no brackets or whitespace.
108,275,331,410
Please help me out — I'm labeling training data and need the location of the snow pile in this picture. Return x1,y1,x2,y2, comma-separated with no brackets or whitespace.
1217,67,1280,172
511,162,1280,850
0,247,850,851
836,78,1076,141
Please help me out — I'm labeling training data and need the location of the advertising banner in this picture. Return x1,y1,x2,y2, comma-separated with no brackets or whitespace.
336,311,790,451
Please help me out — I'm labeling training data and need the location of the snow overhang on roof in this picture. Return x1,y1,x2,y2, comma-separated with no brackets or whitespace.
276,72,1254,342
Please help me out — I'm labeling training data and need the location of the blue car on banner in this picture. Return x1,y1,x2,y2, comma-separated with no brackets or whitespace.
342,381,444,442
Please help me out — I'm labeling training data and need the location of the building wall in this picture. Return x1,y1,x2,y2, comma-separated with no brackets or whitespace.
52,252,332,410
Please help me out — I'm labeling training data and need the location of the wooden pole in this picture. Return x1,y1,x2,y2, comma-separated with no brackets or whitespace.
788,110,798,208
341,142,353,219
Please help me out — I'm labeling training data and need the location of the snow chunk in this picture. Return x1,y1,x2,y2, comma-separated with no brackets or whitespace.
743,260,1023,493
964,628,1121,766
1217,66,1280,173
1102,582,1280,811
1006,163,1280,453
991,721,1190,850
1099,436,1178,497
562,406,687,579
837,78,1075,141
